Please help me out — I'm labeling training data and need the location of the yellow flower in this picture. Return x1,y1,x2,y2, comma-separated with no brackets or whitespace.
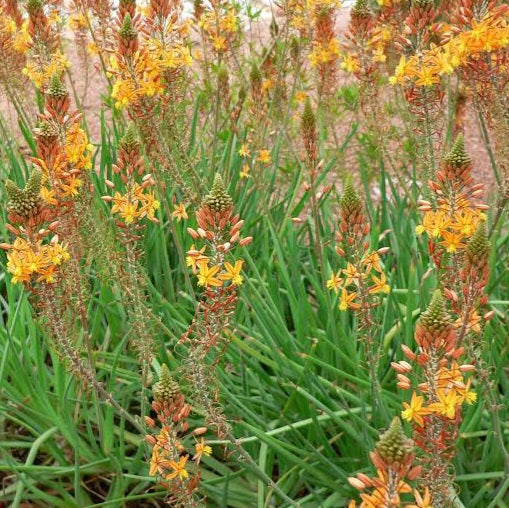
326,270,342,293
451,210,477,237
408,487,434,508
240,164,251,179
457,378,477,405
361,251,382,273
368,271,390,294
340,54,360,73
440,230,465,253
342,262,361,286
36,265,58,284
220,260,244,285
339,288,359,311
401,392,431,427
193,438,212,465
165,455,189,481
120,200,138,225
211,35,227,51
172,203,188,221
149,445,171,477
238,144,250,158
186,245,208,274
7,251,30,284
428,389,458,419
257,150,271,164
197,261,223,287
414,66,440,87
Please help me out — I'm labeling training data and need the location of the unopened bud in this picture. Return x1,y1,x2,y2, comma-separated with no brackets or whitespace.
145,435,157,445
483,310,495,321
348,477,365,490
239,236,253,246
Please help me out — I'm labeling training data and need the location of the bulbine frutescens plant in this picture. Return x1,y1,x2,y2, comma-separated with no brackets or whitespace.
146,365,211,507
183,173,251,437
103,123,160,369
328,180,390,416
345,137,499,505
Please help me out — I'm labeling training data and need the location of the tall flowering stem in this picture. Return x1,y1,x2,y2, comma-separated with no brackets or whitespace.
183,174,298,506
183,174,251,436
1,167,144,436
102,124,160,366
31,74,94,343
146,365,210,507
110,7,196,202
23,0,70,89
328,181,390,418
394,291,477,505
415,135,488,299
308,0,340,98
342,1,383,123
348,417,426,508
389,0,443,182
399,135,503,501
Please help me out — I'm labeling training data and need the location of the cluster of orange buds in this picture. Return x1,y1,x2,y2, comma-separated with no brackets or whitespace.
22,0,70,89
31,74,93,206
348,417,428,508
308,0,340,95
196,1,239,54
341,0,382,79
2,170,69,287
393,290,477,505
327,181,390,312
102,123,160,227
415,135,488,261
146,365,211,506
186,174,252,292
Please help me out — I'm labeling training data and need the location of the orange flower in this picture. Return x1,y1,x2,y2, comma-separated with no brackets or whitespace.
172,203,188,221
193,438,212,465
197,261,223,287
165,455,189,481
401,392,432,427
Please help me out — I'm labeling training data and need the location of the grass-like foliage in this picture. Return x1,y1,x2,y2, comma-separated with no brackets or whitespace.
0,0,508,507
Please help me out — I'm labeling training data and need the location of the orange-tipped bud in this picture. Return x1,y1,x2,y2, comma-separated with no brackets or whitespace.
348,477,366,490
145,435,157,445
187,227,199,239
240,236,253,246
407,466,422,480
484,310,495,321
443,288,458,303
145,416,156,427
401,344,416,360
